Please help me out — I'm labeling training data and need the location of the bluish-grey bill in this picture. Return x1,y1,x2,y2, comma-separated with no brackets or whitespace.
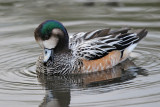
43,48,54,63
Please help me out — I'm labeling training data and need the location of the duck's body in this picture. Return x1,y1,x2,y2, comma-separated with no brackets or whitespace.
34,20,148,75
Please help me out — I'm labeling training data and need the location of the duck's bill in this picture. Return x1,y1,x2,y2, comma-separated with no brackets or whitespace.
43,48,54,64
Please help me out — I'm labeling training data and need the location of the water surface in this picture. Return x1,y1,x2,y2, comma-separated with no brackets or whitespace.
0,0,160,107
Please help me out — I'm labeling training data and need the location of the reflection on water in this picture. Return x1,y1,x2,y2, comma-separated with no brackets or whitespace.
37,59,147,107
0,0,160,107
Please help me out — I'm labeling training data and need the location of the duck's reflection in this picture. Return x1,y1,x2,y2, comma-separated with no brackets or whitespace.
37,59,148,107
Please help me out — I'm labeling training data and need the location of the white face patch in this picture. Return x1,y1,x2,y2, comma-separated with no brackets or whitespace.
43,36,59,49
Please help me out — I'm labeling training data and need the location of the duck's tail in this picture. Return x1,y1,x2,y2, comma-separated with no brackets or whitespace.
136,28,148,43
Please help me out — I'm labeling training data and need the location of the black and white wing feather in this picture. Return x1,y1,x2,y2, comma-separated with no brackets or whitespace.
69,28,147,60
69,28,111,49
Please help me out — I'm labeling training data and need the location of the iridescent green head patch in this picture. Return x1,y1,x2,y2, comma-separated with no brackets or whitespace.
41,20,65,34
39,20,68,40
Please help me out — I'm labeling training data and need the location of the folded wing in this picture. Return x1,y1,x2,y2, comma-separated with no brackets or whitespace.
69,28,147,60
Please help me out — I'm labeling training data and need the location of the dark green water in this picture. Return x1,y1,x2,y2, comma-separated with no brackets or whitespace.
0,0,160,107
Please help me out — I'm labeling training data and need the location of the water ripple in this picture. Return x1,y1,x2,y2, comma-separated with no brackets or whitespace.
0,0,160,107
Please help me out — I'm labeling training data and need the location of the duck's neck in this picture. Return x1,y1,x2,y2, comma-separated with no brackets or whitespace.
54,48,71,56
54,39,72,61
54,35,69,53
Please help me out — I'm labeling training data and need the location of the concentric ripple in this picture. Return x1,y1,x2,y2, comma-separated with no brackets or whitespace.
0,0,160,107
0,40,44,106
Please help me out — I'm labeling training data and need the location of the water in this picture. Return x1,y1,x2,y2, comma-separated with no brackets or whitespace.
0,0,160,107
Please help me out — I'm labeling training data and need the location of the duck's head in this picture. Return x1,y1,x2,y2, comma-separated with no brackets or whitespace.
34,20,69,64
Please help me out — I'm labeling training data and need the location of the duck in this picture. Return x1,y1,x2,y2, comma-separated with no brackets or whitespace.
34,20,148,75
